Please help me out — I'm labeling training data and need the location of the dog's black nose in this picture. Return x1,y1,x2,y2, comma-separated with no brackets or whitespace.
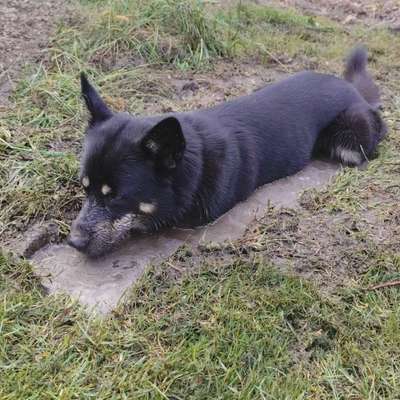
67,231,89,252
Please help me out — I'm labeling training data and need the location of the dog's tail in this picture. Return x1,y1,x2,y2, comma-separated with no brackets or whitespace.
344,46,381,109
314,47,387,165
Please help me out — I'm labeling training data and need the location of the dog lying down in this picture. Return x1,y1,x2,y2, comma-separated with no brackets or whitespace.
68,47,387,258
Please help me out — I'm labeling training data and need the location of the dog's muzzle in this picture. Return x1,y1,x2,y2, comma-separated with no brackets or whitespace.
67,224,90,252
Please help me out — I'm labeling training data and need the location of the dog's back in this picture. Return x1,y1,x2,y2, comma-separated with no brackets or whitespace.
175,67,379,223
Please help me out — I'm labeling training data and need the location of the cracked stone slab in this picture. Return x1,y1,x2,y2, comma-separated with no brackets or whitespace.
31,160,339,313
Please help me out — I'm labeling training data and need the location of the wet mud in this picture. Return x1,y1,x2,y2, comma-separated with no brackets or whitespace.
31,160,339,313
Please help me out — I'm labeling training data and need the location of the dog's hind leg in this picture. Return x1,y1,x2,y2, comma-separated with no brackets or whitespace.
314,102,387,166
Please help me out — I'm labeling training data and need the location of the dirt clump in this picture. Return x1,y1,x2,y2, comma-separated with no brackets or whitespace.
8,221,60,259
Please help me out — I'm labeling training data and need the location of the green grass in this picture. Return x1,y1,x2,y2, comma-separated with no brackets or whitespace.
2,251,400,399
2,0,400,398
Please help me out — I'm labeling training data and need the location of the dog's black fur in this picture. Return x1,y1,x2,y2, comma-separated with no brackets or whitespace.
68,47,386,257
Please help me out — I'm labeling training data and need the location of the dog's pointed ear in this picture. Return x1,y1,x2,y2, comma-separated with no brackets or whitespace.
80,72,112,125
141,117,186,169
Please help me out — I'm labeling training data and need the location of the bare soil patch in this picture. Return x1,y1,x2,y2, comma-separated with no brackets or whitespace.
264,0,400,28
0,0,71,105
143,62,286,114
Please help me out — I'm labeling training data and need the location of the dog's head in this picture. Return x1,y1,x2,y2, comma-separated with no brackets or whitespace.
68,74,186,257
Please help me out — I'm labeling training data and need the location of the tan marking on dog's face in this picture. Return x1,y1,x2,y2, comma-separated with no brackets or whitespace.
101,184,112,196
82,176,90,188
139,202,156,214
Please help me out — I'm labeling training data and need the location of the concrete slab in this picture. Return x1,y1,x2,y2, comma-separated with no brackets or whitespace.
31,160,339,313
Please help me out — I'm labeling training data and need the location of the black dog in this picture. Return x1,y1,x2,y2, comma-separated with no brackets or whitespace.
68,47,386,257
